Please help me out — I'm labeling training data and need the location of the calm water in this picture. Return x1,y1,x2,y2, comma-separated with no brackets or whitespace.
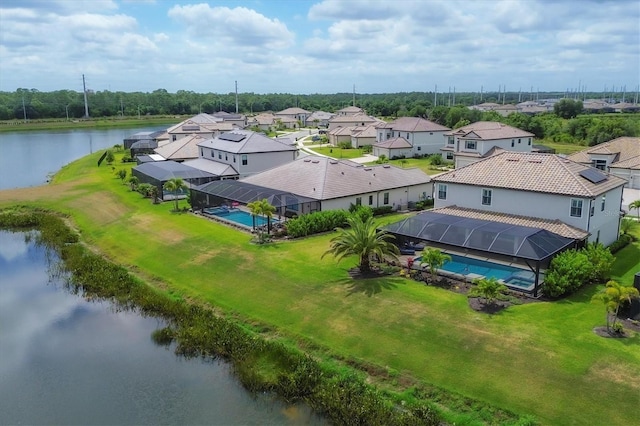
0,230,324,425
0,127,167,190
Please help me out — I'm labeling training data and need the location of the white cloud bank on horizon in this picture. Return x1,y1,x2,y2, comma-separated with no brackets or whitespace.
0,0,638,94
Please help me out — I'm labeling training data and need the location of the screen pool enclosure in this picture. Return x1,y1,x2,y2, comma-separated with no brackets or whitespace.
203,206,277,228
383,211,578,296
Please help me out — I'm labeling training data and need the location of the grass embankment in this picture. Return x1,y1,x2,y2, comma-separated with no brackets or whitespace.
0,116,183,133
1,152,639,425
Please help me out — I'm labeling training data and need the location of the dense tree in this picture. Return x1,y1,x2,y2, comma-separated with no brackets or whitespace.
554,99,583,119
322,215,399,273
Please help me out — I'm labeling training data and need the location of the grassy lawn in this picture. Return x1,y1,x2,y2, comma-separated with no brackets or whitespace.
309,146,366,159
540,141,588,155
1,152,639,425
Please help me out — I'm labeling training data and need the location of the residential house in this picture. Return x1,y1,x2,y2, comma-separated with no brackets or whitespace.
567,137,640,189
372,137,413,160
153,134,205,162
247,113,277,131
211,111,247,128
441,121,535,168
164,117,235,142
376,117,451,156
336,106,365,116
432,151,627,247
327,113,381,130
240,155,433,213
196,130,298,179
306,110,335,128
328,124,379,148
275,107,311,127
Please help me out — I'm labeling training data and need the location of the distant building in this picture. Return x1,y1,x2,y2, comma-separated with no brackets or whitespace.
568,137,640,189
375,117,451,156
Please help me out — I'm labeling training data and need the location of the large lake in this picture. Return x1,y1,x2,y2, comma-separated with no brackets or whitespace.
0,128,326,425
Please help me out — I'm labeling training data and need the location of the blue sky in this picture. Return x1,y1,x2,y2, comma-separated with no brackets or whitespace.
0,0,638,95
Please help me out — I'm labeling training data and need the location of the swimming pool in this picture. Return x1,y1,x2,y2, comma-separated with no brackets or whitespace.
203,207,276,228
415,253,536,291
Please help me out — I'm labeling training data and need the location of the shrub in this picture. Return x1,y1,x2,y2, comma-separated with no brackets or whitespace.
285,210,349,238
543,249,592,298
429,154,443,166
582,243,614,283
372,206,394,216
608,233,632,253
337,141,352,149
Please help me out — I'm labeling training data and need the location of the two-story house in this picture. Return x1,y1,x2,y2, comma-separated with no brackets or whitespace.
164,116,235,142
275,107,311,127
327,113,381,130
432,152,626,247
375,117,451,156
441,121,535,168
196,130,298,179
567,137,640,190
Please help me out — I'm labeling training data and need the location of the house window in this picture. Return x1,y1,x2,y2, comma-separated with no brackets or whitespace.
241,154,248,166
447,136,454,145
511,140,514,147
355,197,362,206
368,195,373,205
592,159,607,171
417,146,421,151
218,151,222,159
590,204,595,217
406,133,410,139
233,155,236,163
225,153,228,161
601,195,606,211
465,140,476,150
528,138,532,145
172,135,177,141
446,152,453,160
200,148,203,157
481,189,492,205
383,192,389,204
570,199,583,217
518,138,521,144
211,150,214,158
438,184,447,200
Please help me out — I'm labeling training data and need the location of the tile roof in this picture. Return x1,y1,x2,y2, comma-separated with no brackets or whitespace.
276,107,311,115
329,113,379,124
567,137,640,168
154,134,204,160
336,106,364,114
183,158,238,176
374,137,412,149
434,151,627,197
381,117,451,132
447,121,534,140
197,130,298,154
166,119,234,134
242,155,431,200
431,205,589,239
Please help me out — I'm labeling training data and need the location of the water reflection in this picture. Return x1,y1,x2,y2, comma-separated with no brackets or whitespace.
0,230,325,425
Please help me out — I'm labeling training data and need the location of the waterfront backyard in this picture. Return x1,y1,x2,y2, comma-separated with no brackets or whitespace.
1,151,639,425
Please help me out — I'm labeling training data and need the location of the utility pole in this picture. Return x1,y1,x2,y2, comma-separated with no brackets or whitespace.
82,74,89,118
480,85,483,102
120,98,124,117
452,86,456,105
235,80,239,113
434,84,437,106
22,96,27,123
352,84,356,106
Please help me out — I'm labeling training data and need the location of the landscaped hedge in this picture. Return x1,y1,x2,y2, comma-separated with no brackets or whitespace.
543,243,614,298
285,209,349,238
608,233,633,254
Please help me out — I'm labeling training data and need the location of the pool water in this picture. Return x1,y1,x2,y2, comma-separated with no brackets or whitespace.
203,207,275,228
415,253,536,290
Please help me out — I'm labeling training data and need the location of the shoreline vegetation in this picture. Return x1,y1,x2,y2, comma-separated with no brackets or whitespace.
0,116,183,133
1,141,639,425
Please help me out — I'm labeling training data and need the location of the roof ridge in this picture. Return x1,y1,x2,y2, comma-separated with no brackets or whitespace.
554,155,592,196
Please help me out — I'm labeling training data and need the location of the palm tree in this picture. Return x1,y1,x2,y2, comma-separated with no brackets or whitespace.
247,198,276,243
629,199,640,221
591,280,640,334
322,215,399,274
620,217,636,235
163,177,188,211
421,248,451,283
469,277,508,307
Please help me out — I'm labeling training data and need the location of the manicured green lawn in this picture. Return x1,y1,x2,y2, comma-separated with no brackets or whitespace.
2,152,639,425
540,141,588,155
309,146,366,159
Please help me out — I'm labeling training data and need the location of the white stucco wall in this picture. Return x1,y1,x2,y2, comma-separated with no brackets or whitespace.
321,183,433,212
200,147,297,179
433,182,624,245
409,131,450,155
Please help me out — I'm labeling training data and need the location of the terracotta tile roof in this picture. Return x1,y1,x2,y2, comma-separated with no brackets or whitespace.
336,106,364,114
374,137,412,149
432,205,589,239
567,137,640,167
242,155,431,200
329,113,379,124
197,130,297,154
276,107,311,115
446,121,534,140
381,117,451,132
434,152,627,197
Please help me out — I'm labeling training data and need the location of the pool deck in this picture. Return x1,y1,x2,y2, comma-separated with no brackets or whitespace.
399,250,542,294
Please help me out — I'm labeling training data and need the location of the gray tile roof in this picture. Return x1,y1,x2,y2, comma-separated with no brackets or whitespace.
382,117,451,132
329,113,380,124
183,158,238,176
197,130,297,154
242,155,431,200
374,137,412,149
434,152,627,197
133,160,215,181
